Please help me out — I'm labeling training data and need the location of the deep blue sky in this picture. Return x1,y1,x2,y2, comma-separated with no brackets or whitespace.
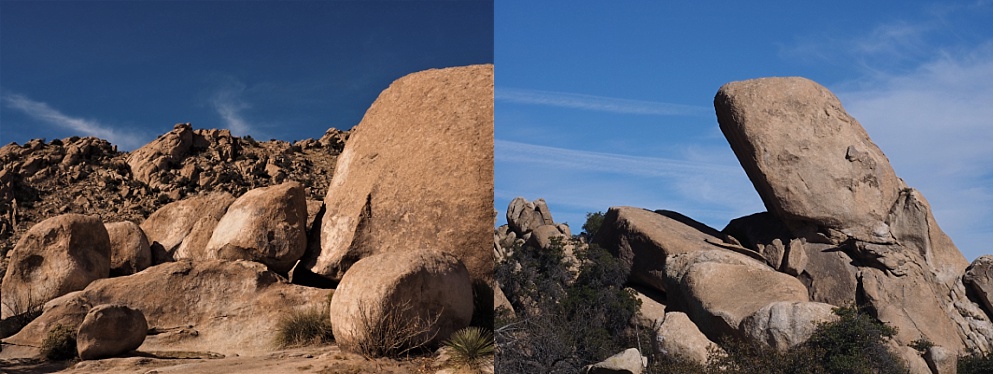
1,1,493,150
495,1,993,260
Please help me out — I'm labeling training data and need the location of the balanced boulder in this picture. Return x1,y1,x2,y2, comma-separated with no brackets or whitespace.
1,214,110,320
715,77,900,243
303,64,494,283
105,221,152,276
76,304,147,360
330,250,473,355
204,182,308,273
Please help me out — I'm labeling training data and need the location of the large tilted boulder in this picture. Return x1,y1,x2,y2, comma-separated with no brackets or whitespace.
715,77,993,354
738,301,837,351
329,250,473,354
715,77,900,243
1,214,110,320
2,260,327,357
204,182,308,273
76,304,147,360
105,221,152,276
302,64,494,283
140,192,235,263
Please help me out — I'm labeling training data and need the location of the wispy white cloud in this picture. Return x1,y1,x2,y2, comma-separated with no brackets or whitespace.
495,140,764,229
496,87,709,116
2,93,145,150
836,44,993,260
209,80,255,136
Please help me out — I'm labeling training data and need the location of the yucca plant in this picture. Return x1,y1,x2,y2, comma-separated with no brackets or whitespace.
444,326,495,369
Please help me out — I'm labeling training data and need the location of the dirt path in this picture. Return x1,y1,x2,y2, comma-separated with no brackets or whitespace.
0,345,466,374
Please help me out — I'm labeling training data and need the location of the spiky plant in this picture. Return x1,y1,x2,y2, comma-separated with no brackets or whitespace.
444,326,495,370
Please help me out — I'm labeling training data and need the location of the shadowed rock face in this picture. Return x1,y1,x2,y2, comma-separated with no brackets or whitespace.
303,64,494,283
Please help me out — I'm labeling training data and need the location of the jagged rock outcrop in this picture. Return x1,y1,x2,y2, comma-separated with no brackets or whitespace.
3,260,327,357
76,304,147,360
506,197,554,236
204,182,308,273
140,192,235,263
105,221,152,276
965,255,993,315
715,76,993,354
329,250,473,354
1,214,110,320
1,124,348,283
303,64,494,283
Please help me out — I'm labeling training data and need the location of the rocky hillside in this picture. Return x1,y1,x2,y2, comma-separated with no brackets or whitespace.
0,64,494,373
0,125,348,277
494,77,993,374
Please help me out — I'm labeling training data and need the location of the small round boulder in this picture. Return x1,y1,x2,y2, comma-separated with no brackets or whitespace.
329,250,473,355
77,304,147,360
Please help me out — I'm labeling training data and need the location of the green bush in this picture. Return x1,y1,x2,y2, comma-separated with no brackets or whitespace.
804,306,905,374
444,326,495,369
681,305,906,374
959,350,993,374
582,211,605,237
495,240,641,372
41,324,77,361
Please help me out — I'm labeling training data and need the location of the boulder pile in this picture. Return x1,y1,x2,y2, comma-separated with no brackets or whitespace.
0,64,493,362
493,77,993,372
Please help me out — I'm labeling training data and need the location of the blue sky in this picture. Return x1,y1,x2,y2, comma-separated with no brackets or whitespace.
495,1,993,260
1,1,493,150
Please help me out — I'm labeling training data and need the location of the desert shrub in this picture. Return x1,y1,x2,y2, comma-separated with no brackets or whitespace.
275,291,334,347
804,305,905,374
692,305,905,374
351,299,440,359
909,338,934,354
445,326,495,370
495,240,640,373
275,307,334,347
40,324,77,361
706,337,826,374
582,211,605,237
959,350,993,374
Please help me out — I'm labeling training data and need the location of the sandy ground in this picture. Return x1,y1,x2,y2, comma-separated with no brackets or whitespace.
0,345,491,374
